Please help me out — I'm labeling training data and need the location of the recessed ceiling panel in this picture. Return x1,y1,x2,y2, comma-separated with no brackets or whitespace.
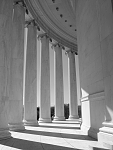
25,0,77,51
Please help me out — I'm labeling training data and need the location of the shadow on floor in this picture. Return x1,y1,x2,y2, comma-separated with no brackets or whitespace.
13,128,96,141
0,137,82,150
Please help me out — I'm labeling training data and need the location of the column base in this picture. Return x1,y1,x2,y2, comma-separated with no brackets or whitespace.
24,120,38,126
98,122,113,143
8,123,25,131
81,124,98,139
53,116,65,121
68,115,79,120
0,128,11,140
38,118,52,123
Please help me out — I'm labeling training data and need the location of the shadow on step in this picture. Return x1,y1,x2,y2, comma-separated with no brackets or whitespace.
13,128,96,141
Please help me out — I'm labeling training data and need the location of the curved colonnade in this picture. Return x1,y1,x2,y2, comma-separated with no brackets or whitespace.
1,0,113,146
0,0,79,139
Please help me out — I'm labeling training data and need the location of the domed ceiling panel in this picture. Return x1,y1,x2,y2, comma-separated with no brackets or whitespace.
25,0,77,51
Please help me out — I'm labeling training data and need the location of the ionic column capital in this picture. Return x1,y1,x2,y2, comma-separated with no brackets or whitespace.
25,20,37,27
13,0,25,7
38,33,50,40
51,43,65,50
14,0,29,15
65,49,77,55
25,20,40,31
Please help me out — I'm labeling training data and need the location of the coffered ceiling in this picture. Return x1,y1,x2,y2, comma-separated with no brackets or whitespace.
25,0,77,51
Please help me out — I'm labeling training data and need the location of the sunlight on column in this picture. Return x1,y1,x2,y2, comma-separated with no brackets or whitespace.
106,106,113,121
81,88,89,98
23,28,28,106
37,39,41,107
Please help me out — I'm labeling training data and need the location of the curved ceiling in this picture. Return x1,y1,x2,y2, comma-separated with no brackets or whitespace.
25,0,77,52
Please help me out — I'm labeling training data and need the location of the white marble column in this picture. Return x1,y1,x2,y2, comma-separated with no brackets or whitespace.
75,55,81,106
8,1,25,131
24,21,38,126
38,34,51,123
52,44,65,121
66,50,79,120
0,0,13,139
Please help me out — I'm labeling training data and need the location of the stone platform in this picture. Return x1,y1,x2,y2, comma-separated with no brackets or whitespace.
0,121,110,150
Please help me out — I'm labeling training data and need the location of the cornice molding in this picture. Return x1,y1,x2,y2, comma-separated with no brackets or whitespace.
24,0,77,53
81,91,105,102
37,1,75,40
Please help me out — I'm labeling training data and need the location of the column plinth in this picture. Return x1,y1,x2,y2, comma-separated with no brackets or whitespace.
8,123,25,131
54,116,65,121
98,121,113,143
38,118,51,123
24,120,38,126
24,21,38,126
68,115,79,120
38,34,51,123
8,2,25,131
66,50,79,120
0,129,11,140
52,43,65,121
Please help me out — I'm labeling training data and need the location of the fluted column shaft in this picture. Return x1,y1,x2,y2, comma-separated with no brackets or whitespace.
53,44,65,121
24,22,37,126
39,34,51,123
0,0,13,139
8,2,25,131
67,50,79,120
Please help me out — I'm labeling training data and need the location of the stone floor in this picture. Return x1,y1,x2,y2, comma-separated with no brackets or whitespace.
0,121,109,150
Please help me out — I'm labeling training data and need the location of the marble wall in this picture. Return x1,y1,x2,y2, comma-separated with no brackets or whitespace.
76,0,113,139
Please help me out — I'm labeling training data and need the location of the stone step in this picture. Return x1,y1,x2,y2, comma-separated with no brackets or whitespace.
103,141,113,150
38,122,81,129
89,145,110,150
52,120,81,124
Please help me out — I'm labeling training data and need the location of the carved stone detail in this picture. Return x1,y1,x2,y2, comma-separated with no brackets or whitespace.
25,19,37,27
65,49,77,55
38,33,49,40
14,0,25,7
51,43,65,50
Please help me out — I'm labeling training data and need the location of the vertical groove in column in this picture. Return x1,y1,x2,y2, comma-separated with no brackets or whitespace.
39,35,51,123
24,22,38,126
68,51,79,120
53,45,65,121
0,0,14,139
111,0,113,12
8,2,25,131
